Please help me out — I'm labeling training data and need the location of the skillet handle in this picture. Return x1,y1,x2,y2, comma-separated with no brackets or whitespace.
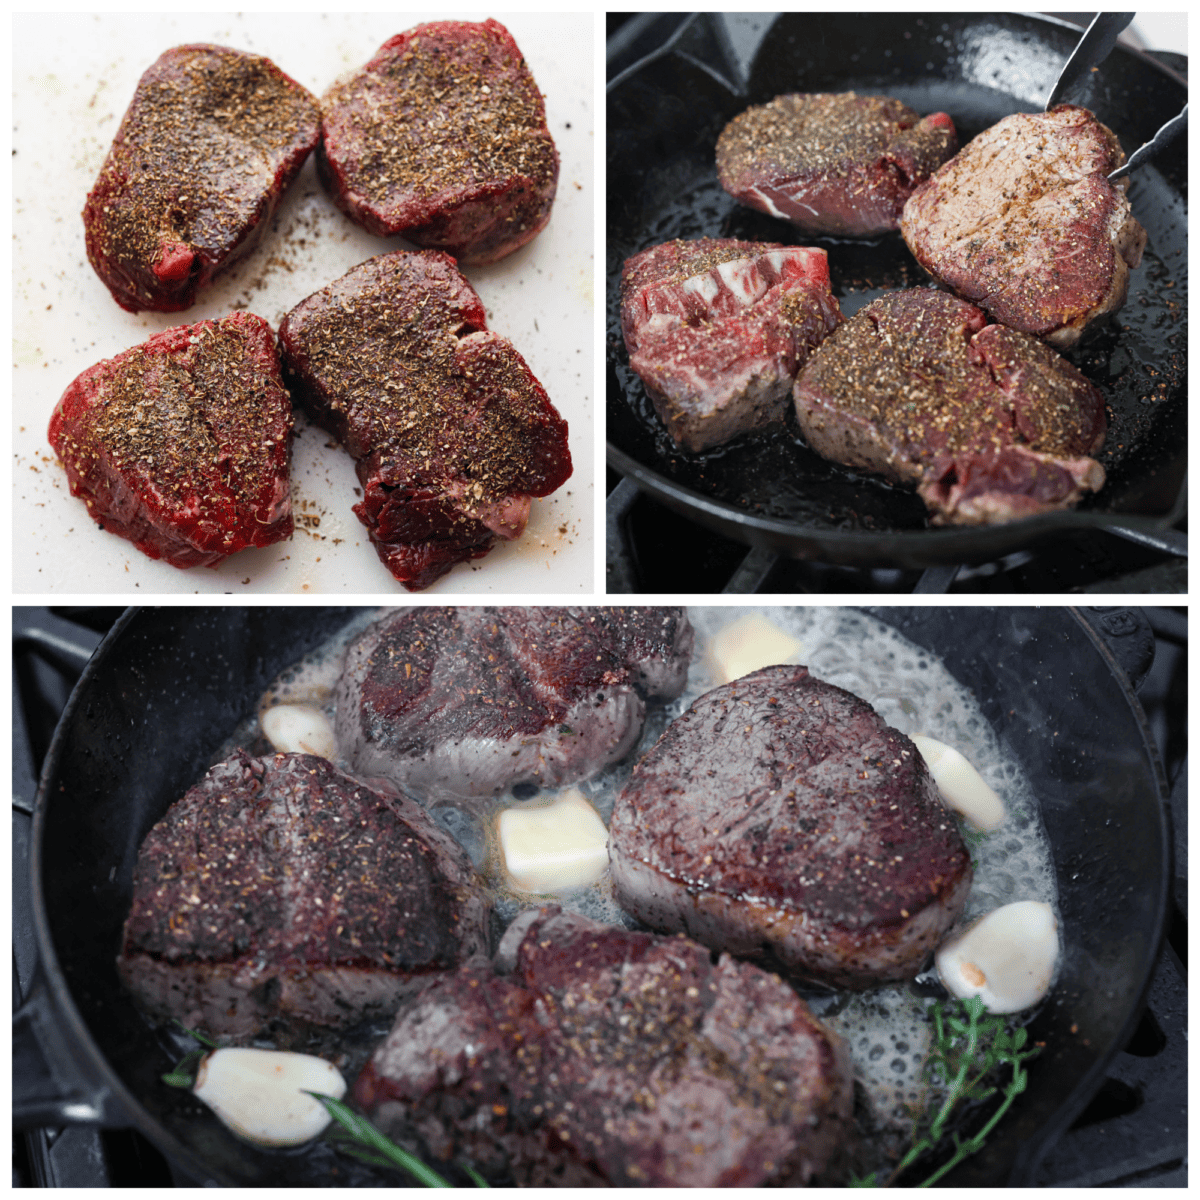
1076,606,1156,692
12,963,129,1130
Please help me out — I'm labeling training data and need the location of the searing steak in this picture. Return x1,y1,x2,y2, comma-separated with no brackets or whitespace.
717,92,957,237
278,250,571,590
319,20,558,264
355,906,854,1186
83,44,320,313
900,105,1146,347
792,289,1107,524
620,238,842,451
117,750,489,1039
335,607,693,802
48,312,292,568
609,666,973,989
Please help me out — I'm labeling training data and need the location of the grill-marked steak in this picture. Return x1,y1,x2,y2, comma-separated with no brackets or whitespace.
319,20,558,264
48,312,293,568
354,906,854,1186
717,92,957,237
278,250,571,591
609,666,973,989
900,104,1146,348
83,44,320,314
792,289,1107,525
620,238,842,452
117,750,489,1039
335,607,693,802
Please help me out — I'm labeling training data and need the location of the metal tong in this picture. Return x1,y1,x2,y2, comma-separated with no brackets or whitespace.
1044,12,1187,180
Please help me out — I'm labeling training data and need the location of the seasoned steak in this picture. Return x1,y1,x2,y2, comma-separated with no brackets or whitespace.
354,906,854,1186
319,20,558,264
900,105,1146,347
83,44,320,313
792,289,1107,525
48,312,292,568
117,750,489,1039
278,250,571,591
335,607,693,802
620,238,842,452
609,666,973,989
717,92,957,237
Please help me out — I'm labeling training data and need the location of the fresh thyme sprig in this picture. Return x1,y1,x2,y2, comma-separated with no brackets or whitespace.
307,1092,489,1188
853,995,1040,1188
161,1021,218,1088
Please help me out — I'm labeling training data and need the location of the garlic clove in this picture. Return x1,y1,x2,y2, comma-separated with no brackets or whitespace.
193,1047,346,1146
261,704,338,761
499,787,609,893
936,901,1059,1014
910,733,1006,832
710,614,804,684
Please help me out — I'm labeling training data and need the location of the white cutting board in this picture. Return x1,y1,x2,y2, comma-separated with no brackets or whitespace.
13,12,595,596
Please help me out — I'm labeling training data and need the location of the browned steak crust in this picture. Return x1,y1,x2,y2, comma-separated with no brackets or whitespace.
609,666,973,989
355,907,854,1186
318,20,558,264
83,44,320,313
117,750,489,1038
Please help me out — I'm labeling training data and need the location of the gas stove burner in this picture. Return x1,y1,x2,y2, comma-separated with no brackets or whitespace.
13,607,1188,1186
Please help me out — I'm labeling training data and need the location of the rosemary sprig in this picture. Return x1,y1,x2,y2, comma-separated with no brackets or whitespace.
161,1022,218,1088
307,1092,489,1188
853,995,1040,1188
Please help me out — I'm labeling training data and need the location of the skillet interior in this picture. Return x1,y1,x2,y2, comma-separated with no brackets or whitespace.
606,13,1187,566
32,606,1168,1185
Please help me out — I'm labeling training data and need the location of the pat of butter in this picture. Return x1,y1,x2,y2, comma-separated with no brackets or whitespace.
261,704,337,761
499,788,609,893
710,614,803,684
910,734,1006,832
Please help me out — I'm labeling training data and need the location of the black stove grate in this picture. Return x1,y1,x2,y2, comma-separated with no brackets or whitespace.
12,606,1187,1186
607,474,1189,594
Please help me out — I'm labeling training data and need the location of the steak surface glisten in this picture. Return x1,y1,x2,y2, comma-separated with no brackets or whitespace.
278,250,571,591
335,606,693,802
620,238,842,451
792,289,1107,525
83,44,320,313
118,750,489,1039
48,312,293,567
717,92,957,237
319,20,559,264
900,104,1146,348
354,906,854,1186
609,665,973,989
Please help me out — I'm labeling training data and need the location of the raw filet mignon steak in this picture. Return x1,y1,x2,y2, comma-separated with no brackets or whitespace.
335,607,693,802
83,44,320,313
792,289,1107,525
619,238,842,452
318,20,559,264
900,104,1146,347
117,750,490,1040
716,92,957,237
278,250,571,590
354,906,854,1186
48,312,293,568
609,665,973,989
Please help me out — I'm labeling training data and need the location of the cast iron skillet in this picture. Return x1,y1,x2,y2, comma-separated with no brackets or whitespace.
16,606,1169,1185
607,13,1187,567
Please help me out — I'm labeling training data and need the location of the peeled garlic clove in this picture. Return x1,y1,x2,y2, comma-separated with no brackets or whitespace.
936,901,1059,1014
910,733,1006,832
710,614,804,684
499,787,609,893
261,704,338,761
193,1047,346,1146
